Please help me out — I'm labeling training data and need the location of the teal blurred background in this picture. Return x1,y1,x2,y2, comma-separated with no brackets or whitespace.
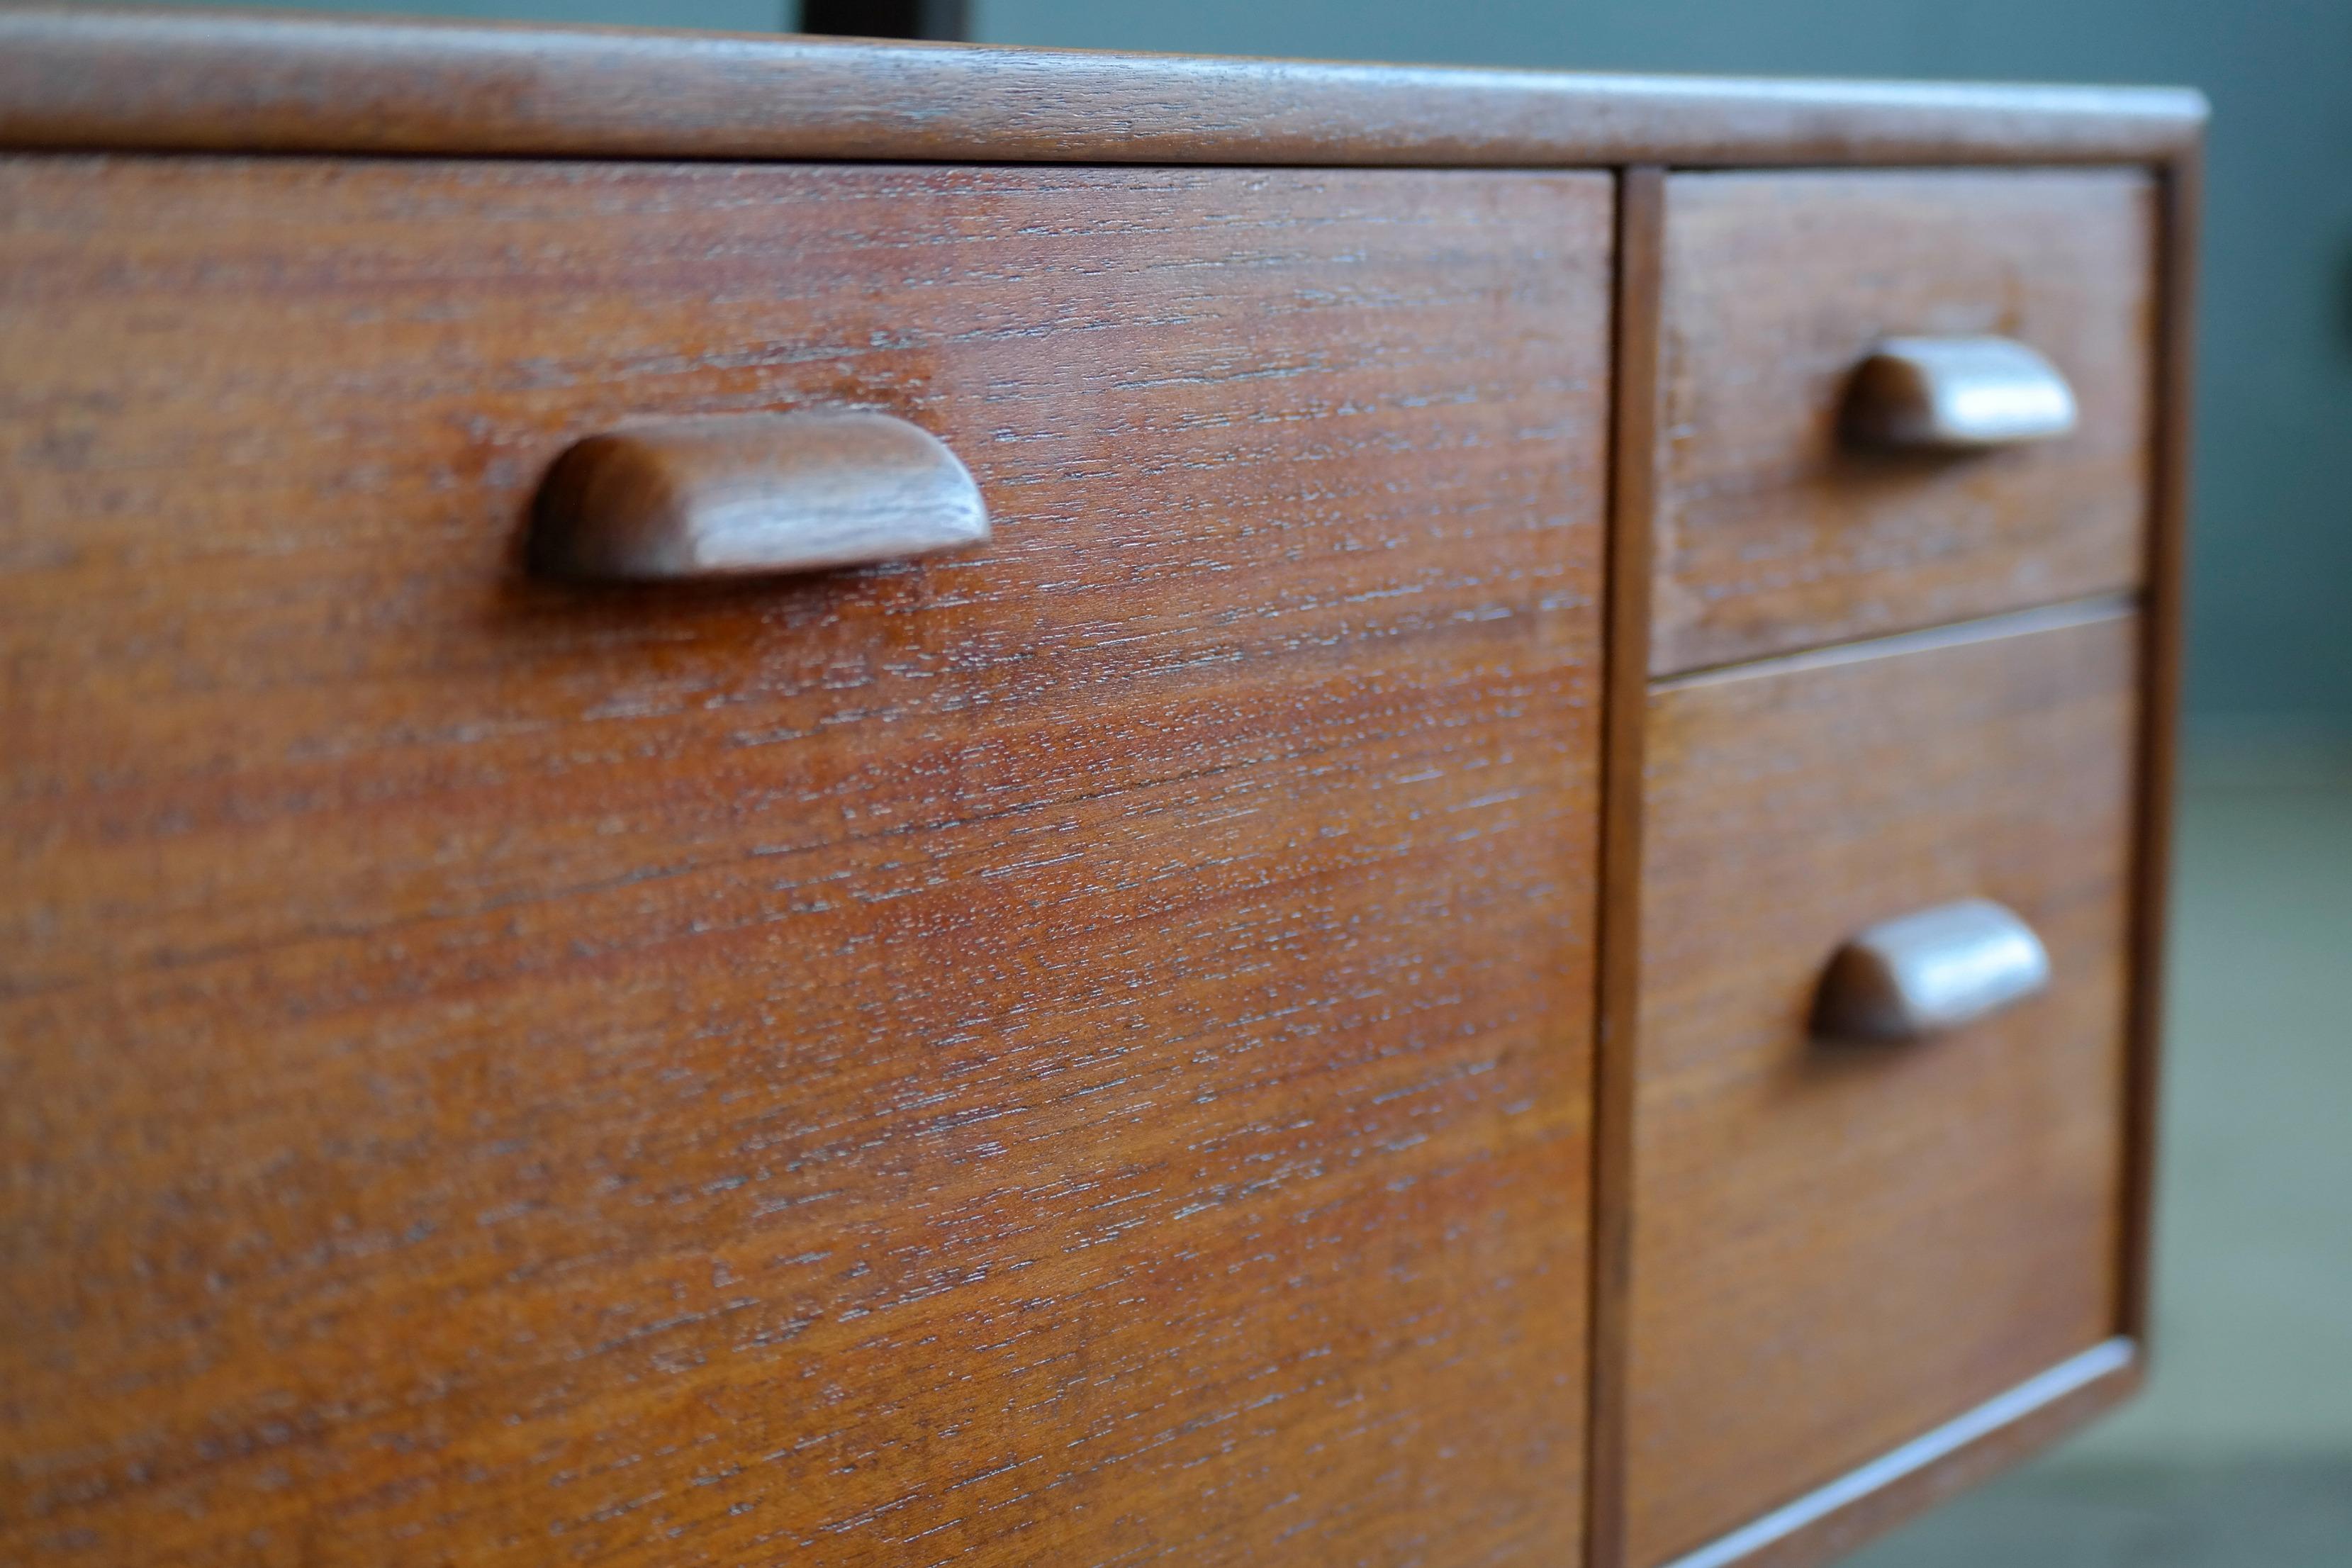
61,3,2352,1564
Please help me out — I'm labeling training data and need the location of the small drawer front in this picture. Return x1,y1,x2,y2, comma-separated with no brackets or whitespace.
1625,605,2141,1566
0,157,1611,1566
1651,169,2157,676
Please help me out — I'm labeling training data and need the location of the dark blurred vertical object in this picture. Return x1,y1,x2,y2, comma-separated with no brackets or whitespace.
2339,230,2352,361
799,0,968,40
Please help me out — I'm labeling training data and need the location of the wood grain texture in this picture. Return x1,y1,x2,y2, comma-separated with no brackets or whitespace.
1651,170,2158,676
0,6,2205,168
0,156,1611,1566
1625,603,2141,1568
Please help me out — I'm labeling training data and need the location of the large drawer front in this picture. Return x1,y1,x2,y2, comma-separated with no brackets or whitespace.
1625,605,2141,1566
1651,169,2156,676
0,157,1611,1565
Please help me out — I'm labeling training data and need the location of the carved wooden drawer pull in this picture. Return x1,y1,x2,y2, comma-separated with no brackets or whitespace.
1813,897,2053,1042
1842,336,2080,451
529,409,989,581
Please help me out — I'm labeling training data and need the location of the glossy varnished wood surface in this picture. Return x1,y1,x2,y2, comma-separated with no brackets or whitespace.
1625,604,2141,1567
0,6,2205,167
0,157,1611,1564
1650,170,2158,676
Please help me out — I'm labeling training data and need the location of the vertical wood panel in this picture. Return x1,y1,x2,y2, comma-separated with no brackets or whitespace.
2119,147,2202,1343
1586,163,1666,1568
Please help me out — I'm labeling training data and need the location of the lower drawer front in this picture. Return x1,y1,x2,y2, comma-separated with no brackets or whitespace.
0,157,1611,1564
1626,605,2141,1566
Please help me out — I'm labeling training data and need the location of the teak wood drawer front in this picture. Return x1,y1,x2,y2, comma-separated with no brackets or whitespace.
1625,605,2141,1567
1650,169,2158,676
0,156,1611,1566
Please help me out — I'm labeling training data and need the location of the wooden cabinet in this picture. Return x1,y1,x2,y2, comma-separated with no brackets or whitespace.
0,11,2200,1568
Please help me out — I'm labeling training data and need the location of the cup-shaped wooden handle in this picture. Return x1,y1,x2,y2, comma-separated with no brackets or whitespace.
1842,337,2078,452
1813,897,2051,1043
529,409,989,581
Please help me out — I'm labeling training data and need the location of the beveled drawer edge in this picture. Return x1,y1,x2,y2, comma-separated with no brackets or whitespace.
1649,592,2139,693
1656,1338,2139,1568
